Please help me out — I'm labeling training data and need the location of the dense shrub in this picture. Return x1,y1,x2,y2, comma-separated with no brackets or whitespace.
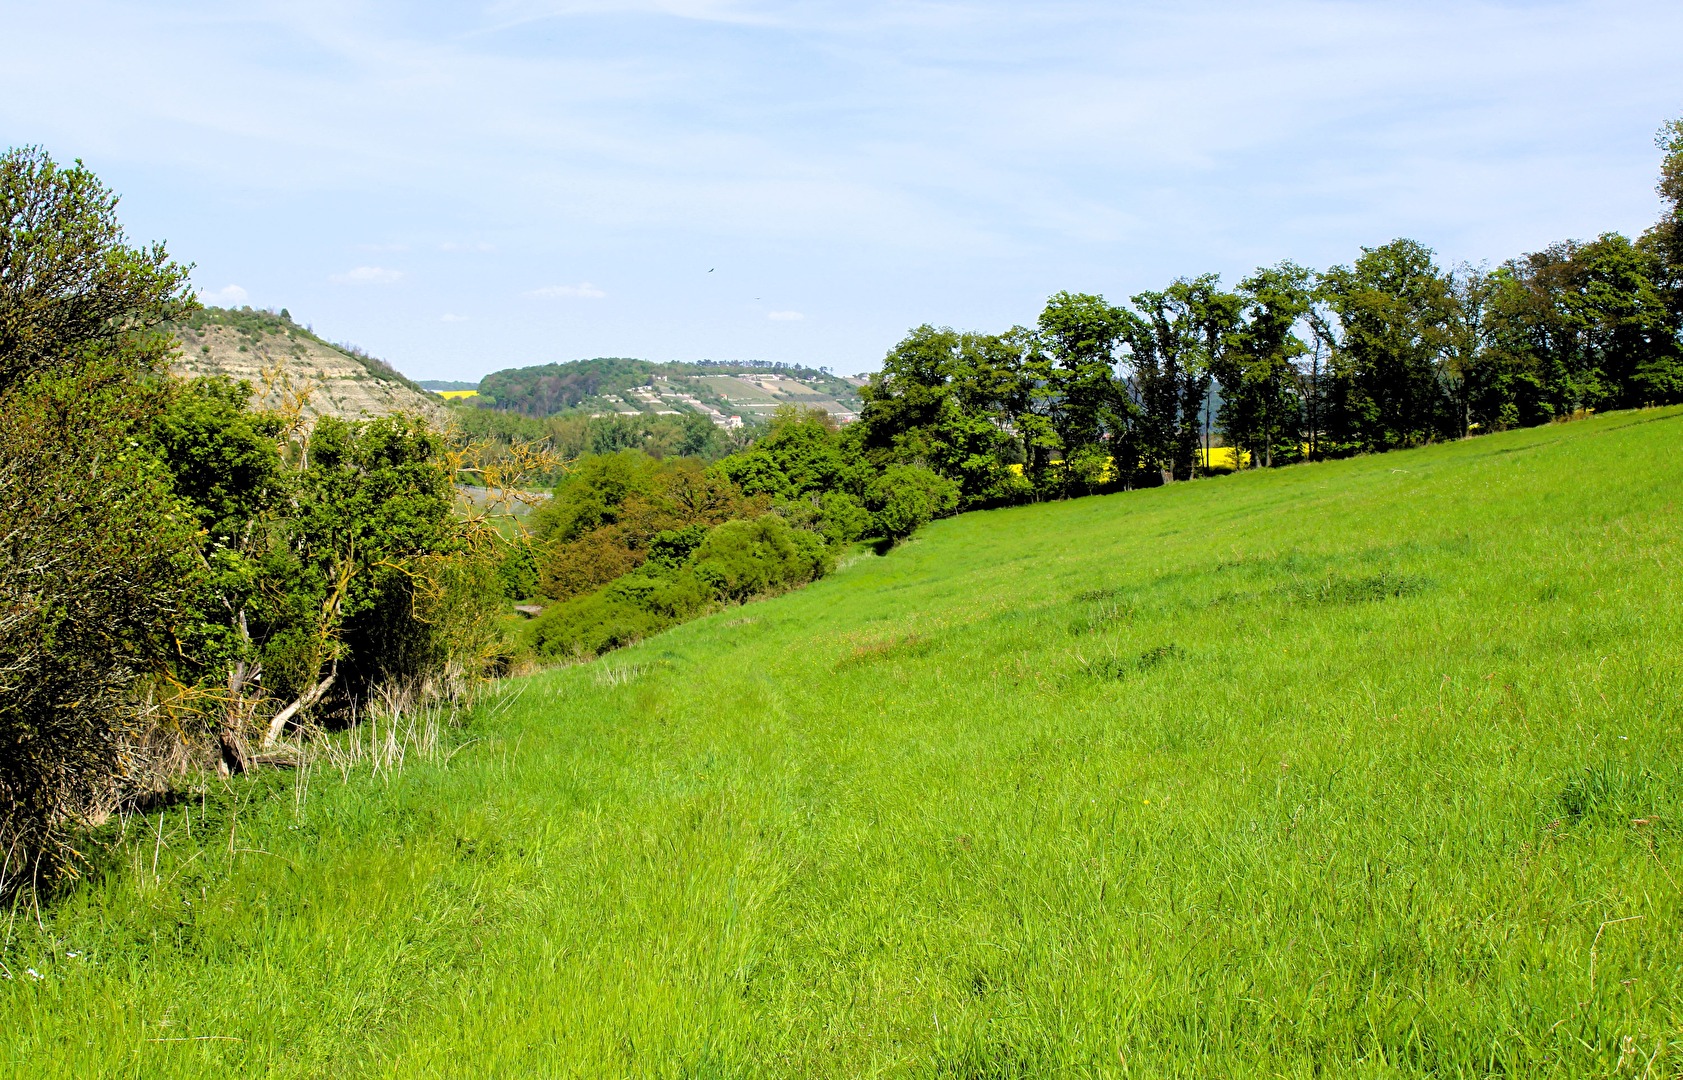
0,366,203,875
533,451,761,600
691,514,831,601
864,464,960,542
529,514,832,659
712,408,868,501
528,568,711,659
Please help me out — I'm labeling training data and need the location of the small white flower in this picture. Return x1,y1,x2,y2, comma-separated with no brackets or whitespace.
26,968,41,979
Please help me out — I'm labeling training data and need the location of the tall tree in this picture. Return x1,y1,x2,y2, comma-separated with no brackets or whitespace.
1033,292,1138,492
1642,117,1683,322
1485,234,1679,416
0,147,198,877
858,328,1030,506
1318,239,1456,451
1216,263,1313,467
1126,276,1241,480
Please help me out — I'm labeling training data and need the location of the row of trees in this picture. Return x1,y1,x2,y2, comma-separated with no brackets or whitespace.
859,121,1683,502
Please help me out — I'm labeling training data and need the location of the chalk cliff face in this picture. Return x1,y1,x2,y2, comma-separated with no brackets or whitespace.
170,308,442,422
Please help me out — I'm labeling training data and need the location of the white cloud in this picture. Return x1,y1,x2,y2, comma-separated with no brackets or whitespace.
198,283,248,306
526,282,606,299
330,266,405,285
767,310,804,321
440,313,470,322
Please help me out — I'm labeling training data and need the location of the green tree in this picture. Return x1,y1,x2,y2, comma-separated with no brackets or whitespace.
858,326,1032,506
1484,234,1679,416
1641,117,1683,326
0,147,193,392
1318,240,1456,451
1215,263,1313,467
712,407,864,501
1032,292,1138,492
1126,277,1241,481
0,147,199,878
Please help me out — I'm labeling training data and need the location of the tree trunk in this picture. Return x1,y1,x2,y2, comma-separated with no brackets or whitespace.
218,611,255,775
261,669,336,749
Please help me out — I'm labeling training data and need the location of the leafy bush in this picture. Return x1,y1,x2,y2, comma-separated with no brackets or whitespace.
497,541,541,600
864,463,960,542
711,408,868,501
529,514,832,659
534,451,760,600
0,365,203,876
691,514,832,602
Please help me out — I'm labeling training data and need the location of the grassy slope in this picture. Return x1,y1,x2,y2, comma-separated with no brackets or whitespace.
6,409,1683,1077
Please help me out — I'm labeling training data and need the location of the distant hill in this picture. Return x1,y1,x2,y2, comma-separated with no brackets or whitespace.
171,307,442,421
476,358,866,424
418,380,479,391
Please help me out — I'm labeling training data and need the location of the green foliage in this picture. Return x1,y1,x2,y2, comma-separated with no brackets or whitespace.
533,450,759,601
285,415,476,695
0,364,203,874
0,147,195,394
477,358,665,416
712,407,865,501
496,541,541,601
529,511,830,659
474,357,856,418
149,377,284,543
1215,263,1314,467
1318,239,1458,451
16,410,1683,1075
646,523,710,568
810,490,871,547
1482,234,1682,415
864,463,960,542
689,513,831,602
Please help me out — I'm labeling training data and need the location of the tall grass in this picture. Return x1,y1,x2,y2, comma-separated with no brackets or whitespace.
4,408,1682,1077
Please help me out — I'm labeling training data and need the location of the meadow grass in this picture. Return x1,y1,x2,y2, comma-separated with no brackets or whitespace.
5,408,1683,1077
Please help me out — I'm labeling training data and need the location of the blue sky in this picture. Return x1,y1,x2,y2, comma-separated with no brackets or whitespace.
5,1,1680,379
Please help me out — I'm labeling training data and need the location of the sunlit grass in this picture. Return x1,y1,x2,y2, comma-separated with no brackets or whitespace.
5,408,1683,1077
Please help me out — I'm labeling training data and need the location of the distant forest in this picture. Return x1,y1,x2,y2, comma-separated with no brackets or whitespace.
476,357,850,416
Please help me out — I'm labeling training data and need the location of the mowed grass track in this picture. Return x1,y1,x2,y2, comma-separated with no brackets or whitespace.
7,408,1683,1077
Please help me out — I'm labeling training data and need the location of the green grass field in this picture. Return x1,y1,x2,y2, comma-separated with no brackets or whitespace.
6,408,1683,1077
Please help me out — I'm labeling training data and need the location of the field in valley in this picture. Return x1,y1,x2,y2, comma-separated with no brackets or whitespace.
5,408,1682,1077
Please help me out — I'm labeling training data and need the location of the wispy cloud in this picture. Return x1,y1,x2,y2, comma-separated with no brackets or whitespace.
526,282,606,299
198,283,248,306
440,313,470,322
767,310,804,321
330,266,405,285
13,1,1679,376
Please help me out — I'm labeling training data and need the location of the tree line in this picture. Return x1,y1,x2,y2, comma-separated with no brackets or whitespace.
857,126,1681,505
512,117,1683,661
